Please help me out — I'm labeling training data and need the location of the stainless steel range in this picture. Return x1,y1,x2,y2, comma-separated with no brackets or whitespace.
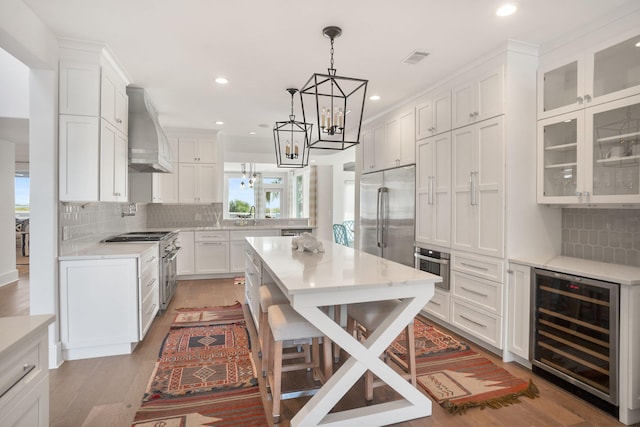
104,231,180,310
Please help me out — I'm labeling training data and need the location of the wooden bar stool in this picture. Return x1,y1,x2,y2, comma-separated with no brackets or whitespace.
258,284,290,376
347,299,416,403
267,303,333,424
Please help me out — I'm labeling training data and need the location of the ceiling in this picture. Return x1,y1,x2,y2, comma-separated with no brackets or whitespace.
11,0,640,158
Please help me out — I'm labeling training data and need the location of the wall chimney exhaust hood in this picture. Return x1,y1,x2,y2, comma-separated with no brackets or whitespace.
127,87,173,173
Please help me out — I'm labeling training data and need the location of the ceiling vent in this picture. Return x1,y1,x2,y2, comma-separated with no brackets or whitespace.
402,50,430,65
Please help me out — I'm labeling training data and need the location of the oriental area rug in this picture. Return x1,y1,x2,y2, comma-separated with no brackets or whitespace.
132,302,269,427
396,317,539,415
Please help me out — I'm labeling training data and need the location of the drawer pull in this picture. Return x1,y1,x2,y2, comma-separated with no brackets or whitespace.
0,364,36,399
146,304,157,316
460,314,487,329
146,278,157,288
460,286,488,298
429,301,441,307
460,262,489,271
146,256,157,264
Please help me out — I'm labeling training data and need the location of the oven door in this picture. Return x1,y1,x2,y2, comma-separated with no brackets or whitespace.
414,248,450,290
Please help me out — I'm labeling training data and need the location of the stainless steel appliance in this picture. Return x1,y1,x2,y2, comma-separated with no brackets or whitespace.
104,231,181,310
359,165,415,267
531,268,619,416
414,246,450,290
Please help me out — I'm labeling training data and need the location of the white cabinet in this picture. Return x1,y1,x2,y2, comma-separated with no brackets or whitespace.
538,94,640,204
421,288,450,323
178,163,218,203
452,64,503,129
361,124,386,173
505,263,531,362
538,29,640,120
230,229,280,273
416,132,451,248
177,231,195,275
452,116,504,258
139,246,160,339
0,316,53,427
385,109,415,169
178,137,217,163
415,89,451,139
244,244,262,328
99,120,128,202
100,65,128,135
59,115,100,202
58,61,100,116
130,137,179,204
194,231,229,274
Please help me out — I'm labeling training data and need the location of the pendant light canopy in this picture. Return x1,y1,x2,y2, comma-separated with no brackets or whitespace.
300,26,368,151
273,88,312,168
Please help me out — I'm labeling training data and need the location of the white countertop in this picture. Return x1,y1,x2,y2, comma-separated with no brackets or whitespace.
180,224,315,231
246,236,441,295
59,242,158,260
510,255,640,285
0,314,55,359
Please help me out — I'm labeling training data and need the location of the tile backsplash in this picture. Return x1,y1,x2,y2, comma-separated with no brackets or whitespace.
562,208,640,266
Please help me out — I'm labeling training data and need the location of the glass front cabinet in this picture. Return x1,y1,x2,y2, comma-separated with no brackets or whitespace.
538,30,640,120
538,94,640,204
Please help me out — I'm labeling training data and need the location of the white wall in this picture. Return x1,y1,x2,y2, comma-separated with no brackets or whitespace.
0,140,18,287
0,47,29,118
315,165,334,242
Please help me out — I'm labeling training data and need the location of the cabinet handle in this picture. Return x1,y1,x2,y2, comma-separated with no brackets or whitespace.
146,256,157,264
460,314,487,329
146,304,157,315
583,191,590,203
460,261,489,271
584,94,592,103
473,112,479,117
0,364,36,399
468,113,475,118
577,96,584,104
200,242,224,245
507,269,514,274
115,118,122,123
428,176,434,205
429,300,441,307
461,286,489,298
146,277,157,288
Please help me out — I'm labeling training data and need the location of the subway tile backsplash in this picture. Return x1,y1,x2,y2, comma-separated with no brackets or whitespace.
562,208,640,267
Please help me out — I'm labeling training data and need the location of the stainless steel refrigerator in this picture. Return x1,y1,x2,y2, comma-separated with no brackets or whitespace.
359,165,415,266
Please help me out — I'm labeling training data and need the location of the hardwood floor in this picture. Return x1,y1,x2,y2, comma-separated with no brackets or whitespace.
1,263,634,426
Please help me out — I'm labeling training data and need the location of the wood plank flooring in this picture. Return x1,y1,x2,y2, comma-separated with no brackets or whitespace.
1,264,635,426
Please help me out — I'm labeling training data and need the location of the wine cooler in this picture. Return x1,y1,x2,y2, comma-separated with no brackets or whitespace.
531,268,619,414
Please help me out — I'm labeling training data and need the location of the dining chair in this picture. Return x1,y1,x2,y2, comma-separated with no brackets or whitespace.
332,224,349,247
343,220,354,246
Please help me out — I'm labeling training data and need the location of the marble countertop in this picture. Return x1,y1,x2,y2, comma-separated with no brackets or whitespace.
0,314,55,359
510,255,640,285
59,242,158,260
179,224,315,231
246,236,441,295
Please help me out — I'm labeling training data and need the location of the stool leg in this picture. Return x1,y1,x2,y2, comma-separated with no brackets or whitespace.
271,339,283,423
333,306,341,363
322,336,333,381
261,318,271,378
406,321,417,386
311,337,320,381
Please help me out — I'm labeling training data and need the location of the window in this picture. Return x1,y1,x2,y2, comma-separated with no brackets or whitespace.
224,169,288,219
227,175,255,218
15,172,29,220
263,176,284,219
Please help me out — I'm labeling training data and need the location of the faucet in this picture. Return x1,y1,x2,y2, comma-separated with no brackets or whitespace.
249,205,256,225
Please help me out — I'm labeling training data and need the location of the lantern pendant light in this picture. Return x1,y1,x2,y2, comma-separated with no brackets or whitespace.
300,26,368,151
273,88,312,168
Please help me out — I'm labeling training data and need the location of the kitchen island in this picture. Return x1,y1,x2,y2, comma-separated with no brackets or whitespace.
245,236,441,427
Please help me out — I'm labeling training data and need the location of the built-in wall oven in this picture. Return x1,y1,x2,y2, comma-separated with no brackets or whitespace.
414,246,450,290
531,268,619,416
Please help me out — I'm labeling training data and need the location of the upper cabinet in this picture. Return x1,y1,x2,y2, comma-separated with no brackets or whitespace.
538,30,640,120
58,42,130,203
415,89,451,139
385,109,415,169
178,137,217,163
452,64,504,129
361,123,386,173
538,94,640,205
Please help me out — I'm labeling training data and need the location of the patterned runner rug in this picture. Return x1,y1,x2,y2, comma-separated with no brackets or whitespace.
404,318,539,415
133,303,268,426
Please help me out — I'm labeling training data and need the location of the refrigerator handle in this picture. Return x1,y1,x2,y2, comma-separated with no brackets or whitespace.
380,187,389,248
376,187,383,247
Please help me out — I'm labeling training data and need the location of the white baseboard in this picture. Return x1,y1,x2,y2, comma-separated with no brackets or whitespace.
0,269,19,287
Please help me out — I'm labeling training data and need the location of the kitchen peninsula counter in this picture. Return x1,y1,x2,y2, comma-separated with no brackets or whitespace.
245,236,440,426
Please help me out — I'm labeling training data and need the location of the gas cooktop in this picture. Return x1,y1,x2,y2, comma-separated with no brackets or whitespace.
103,231,175,242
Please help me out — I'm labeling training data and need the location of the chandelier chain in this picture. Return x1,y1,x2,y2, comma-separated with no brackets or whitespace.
330,37,335,70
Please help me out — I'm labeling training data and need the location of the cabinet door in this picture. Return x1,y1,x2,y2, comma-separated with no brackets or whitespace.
230,241,245,272
452,81,476,129
361,129,375,171
196,164,217,203
178,163,197,203
59,115,100,202
385,117,401,168
432,90,452,135
2,375,49,427
415,100,434,140
155,164,179,203
451,126,475,252
195,241,229,273
506,263,531,361
537,54,585,119
452,65,503,128
362,125,385,172
196,139,217,163
416,133,451,247
399,110,415,165
59,61,100,116
178,137,198,162
176,231,195,275
100,121,128,202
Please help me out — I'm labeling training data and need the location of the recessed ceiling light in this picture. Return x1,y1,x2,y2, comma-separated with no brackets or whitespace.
248,131,256,135
258,123,270,128
636,40,640,47
215,121,224,125
496,3,517,16
215,77,229,85
369,95,381,101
